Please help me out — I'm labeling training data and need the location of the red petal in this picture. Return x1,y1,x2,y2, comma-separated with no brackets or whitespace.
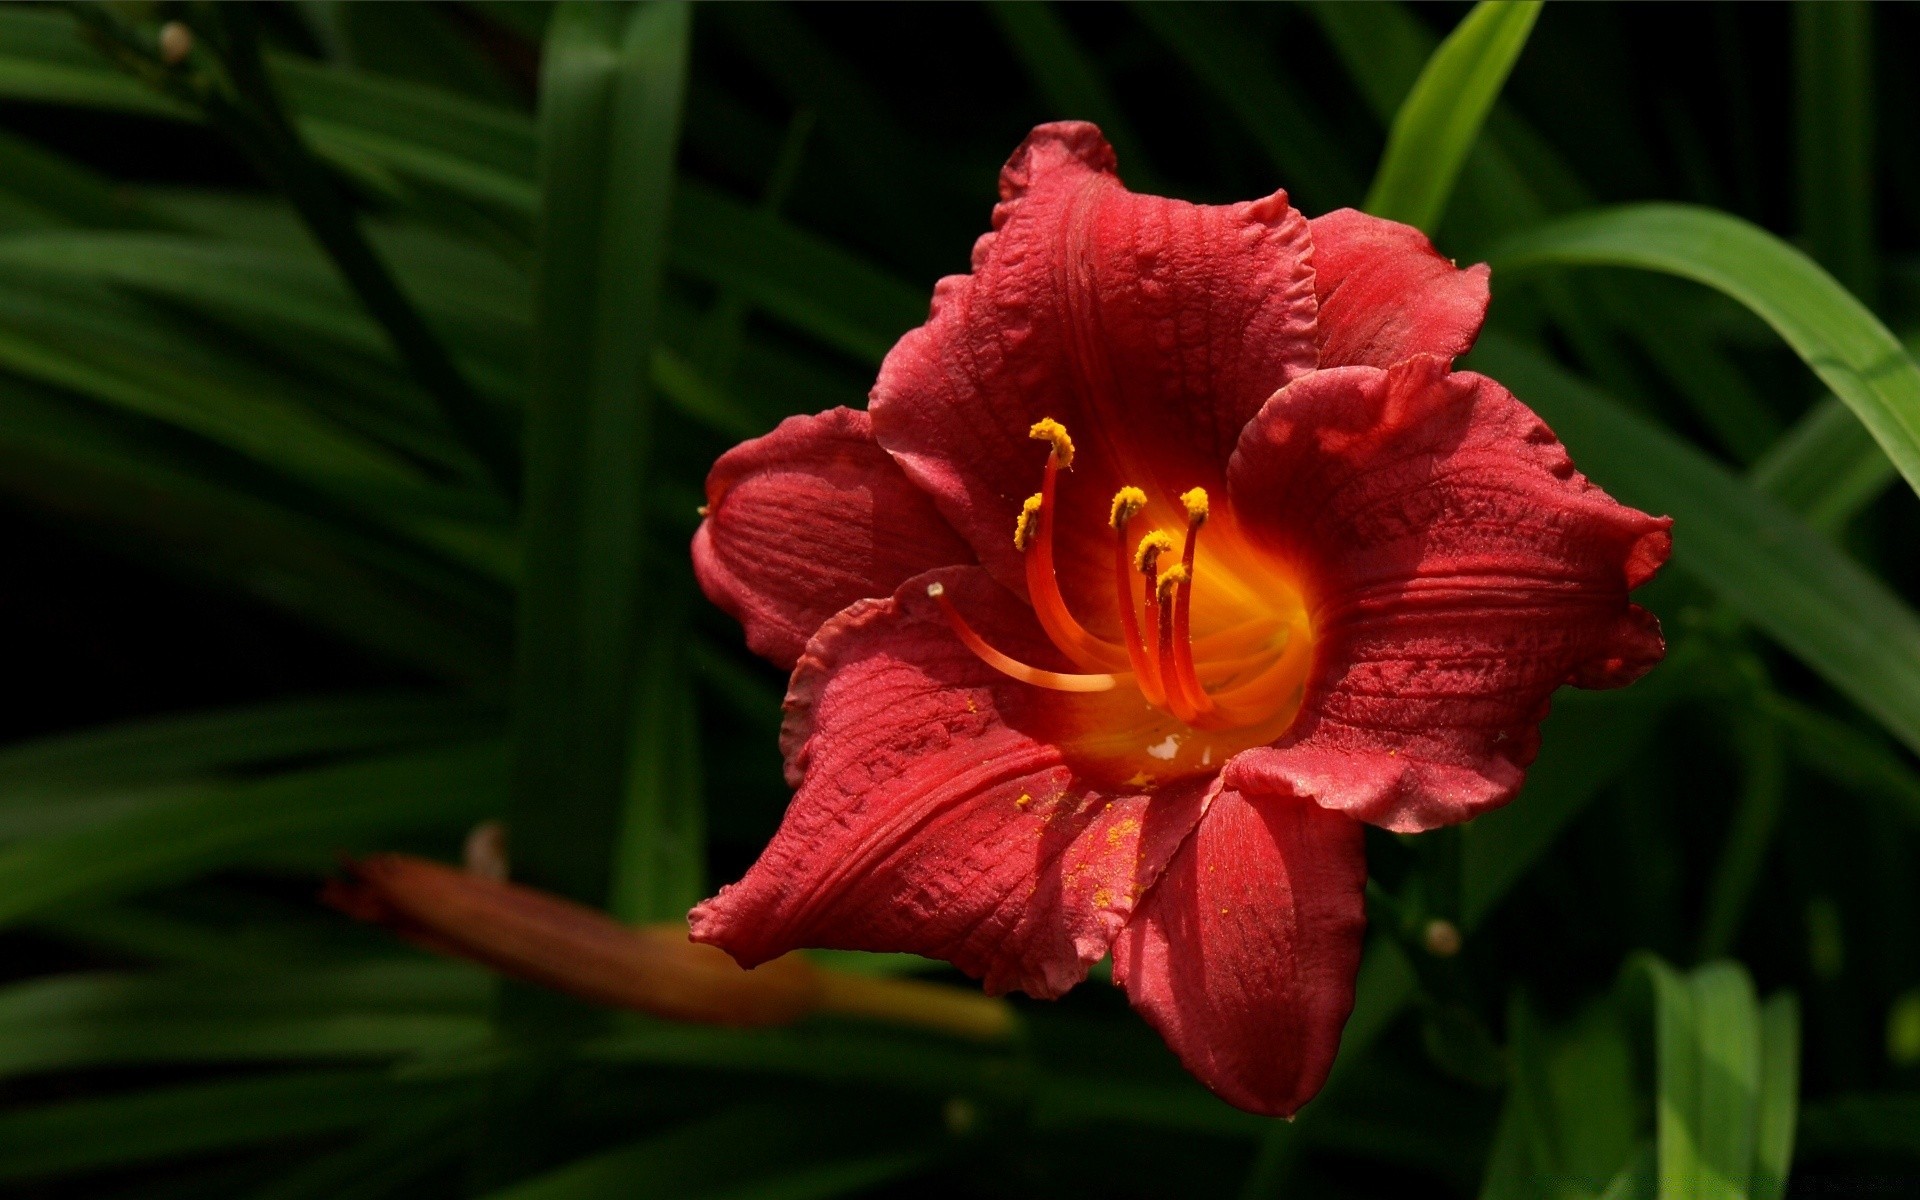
871,122,1318,626
1226,356,1671,831
1308,209,1491,369
692,408,973,669
1112,788,1367,1118
691,566,1209,998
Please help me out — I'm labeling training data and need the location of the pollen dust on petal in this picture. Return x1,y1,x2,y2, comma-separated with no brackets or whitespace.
1105,817,1141,847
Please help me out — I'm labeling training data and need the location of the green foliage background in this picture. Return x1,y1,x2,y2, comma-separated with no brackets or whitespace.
0,2,1914,1196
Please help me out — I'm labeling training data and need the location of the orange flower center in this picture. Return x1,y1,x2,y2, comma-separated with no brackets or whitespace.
928,418,1313,783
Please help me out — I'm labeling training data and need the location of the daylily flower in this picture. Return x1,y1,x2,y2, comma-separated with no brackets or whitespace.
689,122,1670,1116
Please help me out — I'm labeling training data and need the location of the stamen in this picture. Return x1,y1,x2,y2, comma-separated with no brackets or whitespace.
927,583,1120,693
1133,530,1174,575
1013,493,1043,552
1109,488,1164,707
1020,419,1129,671
1169,488,1215,719
1028,418,1075,468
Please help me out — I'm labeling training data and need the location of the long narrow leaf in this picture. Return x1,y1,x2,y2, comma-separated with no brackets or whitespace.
1364,1,1542,232
1492,204,1920,506
510,1,690,909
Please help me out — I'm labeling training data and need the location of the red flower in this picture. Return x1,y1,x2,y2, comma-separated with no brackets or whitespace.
689,123,1669,1116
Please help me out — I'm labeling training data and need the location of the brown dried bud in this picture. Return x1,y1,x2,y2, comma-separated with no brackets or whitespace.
1422,918,1463,959
325,853,1014,1041
326,854,817,1025
158,22,193,66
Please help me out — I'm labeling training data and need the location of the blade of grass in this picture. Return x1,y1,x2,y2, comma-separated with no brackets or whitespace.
0,375,510,679
1363,1,1542,233
1697,708,1788,961
1640,959,1761,1200
0,1069,470,1182
480,1101,932,1200
73,4,519,495
988,2,1158,191
1472,335,1920,760
1794,1,1875,302
0,741,506,928
1491,204,1920,507
509,0,689,911
1765,692,1920,832
0,692,497,792
1753,995,1802,1200
0,961,491,1079
1129,2,1360,211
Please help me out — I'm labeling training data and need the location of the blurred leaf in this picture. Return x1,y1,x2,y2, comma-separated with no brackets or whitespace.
1474,335,1920,761
1766,693,1920,832
510,0,690,908
0,691,497,793
1753,996,1801,1200
606,578,705,921
1697,709,1787,960
0,741,505,927
988,2,1157,189
0,961,491,1078
1794,1,1875,301
1632,959,1795,1200
1796,1093,1920,1158
1461,649,1699,929
0,374,510,679
0,1069,473,1182
1748,394,1893,529
0,9,186,115
1480,996,1641,1200
1492,204,1920,507
481,1100,934,1200
1365,1,1542,233
1131,2,1360,211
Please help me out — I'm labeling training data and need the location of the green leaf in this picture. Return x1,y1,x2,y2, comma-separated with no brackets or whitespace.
1491,204,1920,508
0,9,187,116
1796,1093,1920,1158
606,578,704,922
1633,959,1783,1200
988,2,1158,191
1752,995,1801,1200
1472,335,1920,761
480,1101,932,1200
0,374,510,679
1793,1,1875,300
0,961,491,1079
1130,3,1361,212
1364,1,1542,233
510,0,690,907
1480,996,1642,1200
1649,963,1754,1199
0,691,497,793
1461,647,1699,930
0,1069,473,1182
0,742,505,927
1747,394,1894,528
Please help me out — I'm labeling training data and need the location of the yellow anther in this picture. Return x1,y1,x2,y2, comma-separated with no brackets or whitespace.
1109,486,1148,529
1181,487,1210,524
1156,562,1190,601
1013,493,1044,551
1133,530,1175,574
1028,417,1074,468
